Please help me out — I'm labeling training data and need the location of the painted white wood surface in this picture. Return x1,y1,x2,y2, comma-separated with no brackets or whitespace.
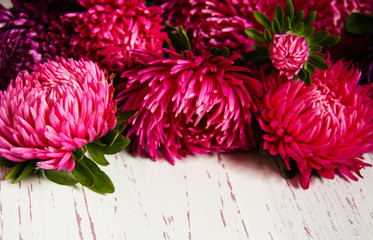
0,151,372,240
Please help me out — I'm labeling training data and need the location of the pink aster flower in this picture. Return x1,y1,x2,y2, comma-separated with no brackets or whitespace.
116,49,263,163
257,59,373,188
269,33,309,80
65,0,168,73
0,58,117,172
0,5,72,89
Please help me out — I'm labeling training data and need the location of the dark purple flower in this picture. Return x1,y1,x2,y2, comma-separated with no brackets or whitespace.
0,5,73,89
11,0,83,16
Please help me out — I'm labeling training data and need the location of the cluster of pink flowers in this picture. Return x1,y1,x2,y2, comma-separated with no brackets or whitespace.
0,0,372,190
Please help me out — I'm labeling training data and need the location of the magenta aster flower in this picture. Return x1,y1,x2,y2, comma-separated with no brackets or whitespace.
257,59,373,188
66,0,168,73
0,58,117,172
0,5,72,89
269,33,309,79
116,49,263,163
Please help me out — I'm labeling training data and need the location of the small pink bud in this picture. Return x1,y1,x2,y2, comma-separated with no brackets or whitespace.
269,33,309,79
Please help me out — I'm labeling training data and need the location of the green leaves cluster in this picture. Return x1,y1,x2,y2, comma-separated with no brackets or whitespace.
244,0,340,84
0,110,137,194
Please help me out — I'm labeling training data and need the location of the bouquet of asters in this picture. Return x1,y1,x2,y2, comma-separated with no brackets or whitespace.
0,0,372,192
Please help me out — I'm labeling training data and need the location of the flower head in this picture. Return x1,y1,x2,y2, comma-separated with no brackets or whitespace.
0,58,117,172
0,5,72,89
116,49,263,163
269,33,309,79
256,59,373,188
66,0,168,73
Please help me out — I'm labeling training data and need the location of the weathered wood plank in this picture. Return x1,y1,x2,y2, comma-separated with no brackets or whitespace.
0,151,372,240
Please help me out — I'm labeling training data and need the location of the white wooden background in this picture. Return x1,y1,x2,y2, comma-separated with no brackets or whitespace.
0,151,372,240
1,0,373,239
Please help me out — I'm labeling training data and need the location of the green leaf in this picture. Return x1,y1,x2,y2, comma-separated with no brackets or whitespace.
43,169,78,186
92,139,107,147
5,161,28,180
81,157,115,194
72,160,95,187
144,0,153,7
253,11,272,30
285,0,294,20
345,12,373,35
72,147,86,161
102,135,131,155
271,18,281,34
264,64,275,75
309,54,329,70
113,124,125,135
116,110,138,125
291,10,304,27
14,160,38,183
318,35,340,47
304,72,312,85
283,159,299,179
161,20,177,32
86,143,109,166
163,40,171,59
284,17,291,31
298,68,307,80
263,29,273,42
274,5,284,25
303,11,316,28
214,47,230,58
293,22,303,33
307,31,329,45
259,139,269,155
0,158,17,168
252,43,268,53
309,45,322,53
245,28,266,43
169,26,192,55
304,62,316,73
301,26,315,37
100,129,120,147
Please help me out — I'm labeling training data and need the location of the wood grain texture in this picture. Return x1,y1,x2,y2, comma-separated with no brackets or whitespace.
0,151,372,240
